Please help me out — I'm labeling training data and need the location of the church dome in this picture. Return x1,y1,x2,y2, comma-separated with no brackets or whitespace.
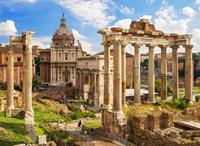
52,13,75,47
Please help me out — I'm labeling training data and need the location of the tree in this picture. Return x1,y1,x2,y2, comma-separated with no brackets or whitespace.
34,56,40,75
32,75,42,91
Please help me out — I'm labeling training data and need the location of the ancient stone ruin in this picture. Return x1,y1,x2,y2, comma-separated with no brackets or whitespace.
5,31,36,140
98,19,193,138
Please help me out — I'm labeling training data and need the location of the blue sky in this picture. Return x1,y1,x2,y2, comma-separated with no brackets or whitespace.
0,0,200,53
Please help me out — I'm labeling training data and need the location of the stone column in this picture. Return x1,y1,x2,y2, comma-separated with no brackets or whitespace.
103,44,112,109
121,45,126,106
113,42,122,112
133,43,141,104
22,32,34,128
148,45,155,102
24,46,33,112
160,46,168,99
185,45,193,101
6,46,14,117
2,66,6,83
172,45,179,98
93,73,98,105
22,51,26,108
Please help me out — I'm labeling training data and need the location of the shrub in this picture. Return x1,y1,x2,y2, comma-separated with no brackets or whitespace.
195,95,200,102
153,100,161,106
155,79,161,94
167,86,173,96
170,98,189,110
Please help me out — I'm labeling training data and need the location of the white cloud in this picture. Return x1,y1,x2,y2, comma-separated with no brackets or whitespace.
119,5,134,16
72,29,95,54
32,36,51,49
196,0,200,5
139,15,152,22
182,7,196,18
55,0,116,28
0,0,36,5
0,20,17,36
112,18,132,29
154,5,189,34
192,29,200,52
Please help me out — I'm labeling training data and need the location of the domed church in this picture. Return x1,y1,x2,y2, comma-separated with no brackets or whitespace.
40,14,87,86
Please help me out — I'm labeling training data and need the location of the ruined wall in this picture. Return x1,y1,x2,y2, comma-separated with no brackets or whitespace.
102,110,126,137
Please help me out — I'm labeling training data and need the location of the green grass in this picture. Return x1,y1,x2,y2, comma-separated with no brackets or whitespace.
0,99,73,145
83,119,102,131
0,113,33,146
179,86,200,97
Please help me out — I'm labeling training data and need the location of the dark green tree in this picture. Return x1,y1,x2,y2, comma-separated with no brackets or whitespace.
32,75,42,91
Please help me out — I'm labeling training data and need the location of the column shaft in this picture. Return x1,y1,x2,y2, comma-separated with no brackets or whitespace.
113,42,122,112
172,46,179,98
24,47,33,112
94,73,97,105
6,47,14,113
104,45,112,109
22,51,26,107
133,44,141,103
121,46,126,106
148,45,155,102
185,45,193,101
161,47,167,99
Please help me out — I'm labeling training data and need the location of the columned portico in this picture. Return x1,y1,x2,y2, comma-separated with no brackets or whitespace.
133,43,141,104
6,46,14,117
185,45,193,101
160,46,168,99
172,45,179,99
99,19,193,138
147,45,155,102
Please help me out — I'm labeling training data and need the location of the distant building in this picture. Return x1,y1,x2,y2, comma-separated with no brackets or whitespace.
40,14,86,86
76,55,113,105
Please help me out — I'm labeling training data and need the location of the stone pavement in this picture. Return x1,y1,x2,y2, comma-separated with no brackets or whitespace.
50,120,122,146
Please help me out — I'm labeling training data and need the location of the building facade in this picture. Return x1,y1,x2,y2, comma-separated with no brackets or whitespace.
76,55,113,106
40,14,86,86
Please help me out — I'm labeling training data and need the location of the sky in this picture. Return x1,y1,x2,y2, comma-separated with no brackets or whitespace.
0,0,200,54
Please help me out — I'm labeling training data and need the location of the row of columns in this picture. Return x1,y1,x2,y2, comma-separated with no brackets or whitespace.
77,71,98,104
6,32,34,121
103,43,193,111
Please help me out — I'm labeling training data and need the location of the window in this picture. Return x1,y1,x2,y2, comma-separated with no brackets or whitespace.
72,53,74,60
65,53,68,60
17,57,21,62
